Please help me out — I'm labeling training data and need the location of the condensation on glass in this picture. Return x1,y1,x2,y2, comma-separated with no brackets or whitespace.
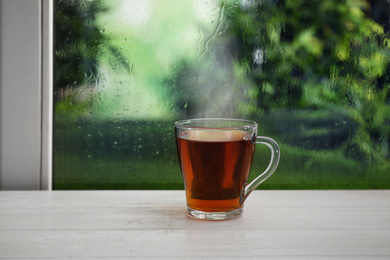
54,0,390,189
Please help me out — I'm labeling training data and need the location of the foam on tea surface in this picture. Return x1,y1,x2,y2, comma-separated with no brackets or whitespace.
181,130,252,142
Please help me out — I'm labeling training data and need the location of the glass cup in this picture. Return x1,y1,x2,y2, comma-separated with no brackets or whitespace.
175,118,280,220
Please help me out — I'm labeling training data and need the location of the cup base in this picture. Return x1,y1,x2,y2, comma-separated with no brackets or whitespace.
187,207,243,220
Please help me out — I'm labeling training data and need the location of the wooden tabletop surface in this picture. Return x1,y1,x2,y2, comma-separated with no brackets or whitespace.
0,190,389,259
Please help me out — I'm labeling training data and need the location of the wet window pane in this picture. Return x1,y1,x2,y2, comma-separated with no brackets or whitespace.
54,0,390,189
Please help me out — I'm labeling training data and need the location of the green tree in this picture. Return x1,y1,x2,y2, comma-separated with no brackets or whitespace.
228,0,390,162
54,0,108,99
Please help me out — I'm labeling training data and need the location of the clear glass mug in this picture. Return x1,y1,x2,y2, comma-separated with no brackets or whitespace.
175,118,280,220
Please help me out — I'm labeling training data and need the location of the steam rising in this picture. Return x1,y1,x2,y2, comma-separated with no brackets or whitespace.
182,3,255,119
184,61,252,119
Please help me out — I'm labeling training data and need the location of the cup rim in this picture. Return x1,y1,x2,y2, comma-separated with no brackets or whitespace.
174,118,258,130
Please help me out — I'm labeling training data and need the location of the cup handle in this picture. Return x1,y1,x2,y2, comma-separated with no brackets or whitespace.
240,136,280,204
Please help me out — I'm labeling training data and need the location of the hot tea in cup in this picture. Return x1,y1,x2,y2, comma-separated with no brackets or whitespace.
175,118,280,220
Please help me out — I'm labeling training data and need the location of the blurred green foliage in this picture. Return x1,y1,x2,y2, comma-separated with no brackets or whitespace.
54,0,107,95
54,0,390,189
224,0,390,163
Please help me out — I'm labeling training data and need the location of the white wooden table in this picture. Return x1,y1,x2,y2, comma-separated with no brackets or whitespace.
0,190,389,259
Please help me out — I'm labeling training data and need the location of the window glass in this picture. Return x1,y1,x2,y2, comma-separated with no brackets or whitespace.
54,0,390,189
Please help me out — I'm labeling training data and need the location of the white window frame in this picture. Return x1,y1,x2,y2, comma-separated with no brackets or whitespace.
0,0,52,190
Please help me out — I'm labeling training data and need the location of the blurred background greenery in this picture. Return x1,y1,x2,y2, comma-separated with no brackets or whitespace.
54,0,390,189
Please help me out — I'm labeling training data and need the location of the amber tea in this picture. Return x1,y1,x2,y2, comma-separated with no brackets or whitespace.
175,118,280,220
176,130,255,212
